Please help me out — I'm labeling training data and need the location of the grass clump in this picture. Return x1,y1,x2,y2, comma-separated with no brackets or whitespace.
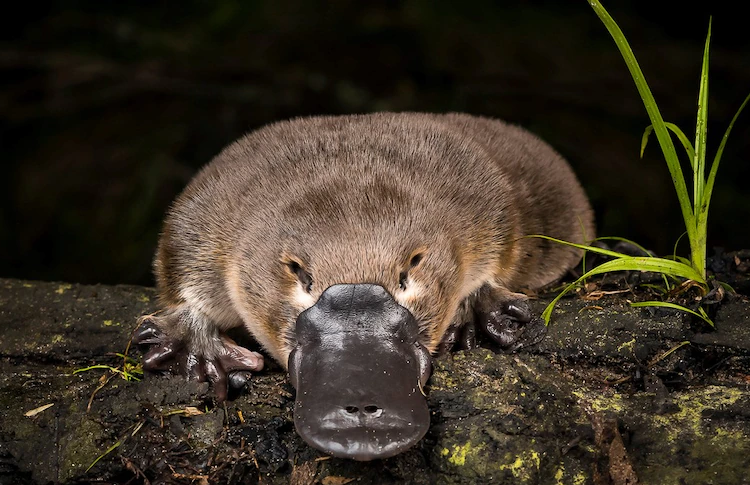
542,0,749,325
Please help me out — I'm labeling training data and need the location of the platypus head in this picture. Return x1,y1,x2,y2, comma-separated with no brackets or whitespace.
262,179,474,460
288,283,432,461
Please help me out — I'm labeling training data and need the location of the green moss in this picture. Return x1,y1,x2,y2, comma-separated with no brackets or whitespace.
59,417,105,481
439,429,542,483
652,385,744,441
554,466,565,483
185,412,226,448
638,386,749,484
10,415,40,441
572,388,625,413
496,450,541,482
442,442,481,466
549,464,590,485
617,338,636,353
55,284,72,294
430,372,458,391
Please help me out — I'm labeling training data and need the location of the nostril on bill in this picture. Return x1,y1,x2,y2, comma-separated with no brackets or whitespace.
343,405,383,418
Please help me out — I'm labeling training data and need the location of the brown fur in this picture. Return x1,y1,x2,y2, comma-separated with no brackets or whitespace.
154,113,594,365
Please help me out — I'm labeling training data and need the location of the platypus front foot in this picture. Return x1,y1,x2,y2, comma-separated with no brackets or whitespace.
476,299,547,351
134,313,264,402
473,287,547,352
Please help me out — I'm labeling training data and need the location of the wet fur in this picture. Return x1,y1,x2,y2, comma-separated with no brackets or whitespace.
154,113,595,365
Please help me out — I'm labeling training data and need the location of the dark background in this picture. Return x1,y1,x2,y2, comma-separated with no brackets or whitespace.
2,1,748,287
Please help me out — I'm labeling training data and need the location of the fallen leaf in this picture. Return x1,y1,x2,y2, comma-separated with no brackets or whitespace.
182,406,204,416
24,403,54,417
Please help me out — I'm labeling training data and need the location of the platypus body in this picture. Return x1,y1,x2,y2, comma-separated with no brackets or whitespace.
135,112,594,460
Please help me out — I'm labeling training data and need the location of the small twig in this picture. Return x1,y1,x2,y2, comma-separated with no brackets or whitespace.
581,289,632,301
87,372,115,413
648,341,691,367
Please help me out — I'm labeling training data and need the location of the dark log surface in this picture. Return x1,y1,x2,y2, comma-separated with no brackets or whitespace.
1,277,749,484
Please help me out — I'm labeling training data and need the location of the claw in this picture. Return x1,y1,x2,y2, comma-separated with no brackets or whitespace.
438,325,459,354
228,371,252,393
502,301,532,323
204,360,228,402
186,352,206,381
133,318,163,345
459,321,477,350
143,340,184,370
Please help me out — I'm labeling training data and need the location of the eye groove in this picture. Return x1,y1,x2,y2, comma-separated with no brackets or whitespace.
286,260,313,293
398,271,408,290
400,252,424,291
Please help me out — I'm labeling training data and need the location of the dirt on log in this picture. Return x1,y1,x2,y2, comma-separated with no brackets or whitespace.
1,277,749,485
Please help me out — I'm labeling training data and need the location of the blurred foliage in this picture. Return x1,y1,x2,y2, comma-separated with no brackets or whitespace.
1,0,748,285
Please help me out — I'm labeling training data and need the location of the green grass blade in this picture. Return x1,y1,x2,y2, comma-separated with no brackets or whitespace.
589,0,695,242
72,365,113,374
631,301,714,326
672,231,688,258
86,439,123,472
576,256,705,283
639,283,670,293
687,20,713,279
114,352,140,363
641,123,696,162
664,254,692,266
541,255,706,323
530,235,702,281
72,364,139,380
657,341,691,360
541,279,583,323
693,18,711,210
531,235,702,284
703,91,750,213
719,281,736,294
528,234,637,259
591,236,652,256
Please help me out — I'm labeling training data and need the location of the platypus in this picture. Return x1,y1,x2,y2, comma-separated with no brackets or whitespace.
135,112,594,461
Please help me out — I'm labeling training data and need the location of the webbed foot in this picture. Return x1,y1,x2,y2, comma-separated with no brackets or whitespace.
134,314,264,402
476,297,547,351
465,286,547,352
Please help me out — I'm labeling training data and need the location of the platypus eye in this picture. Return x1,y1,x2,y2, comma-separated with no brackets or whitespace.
286,260,313,293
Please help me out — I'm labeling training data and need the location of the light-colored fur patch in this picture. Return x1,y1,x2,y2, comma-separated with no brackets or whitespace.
395,278,424,307
291,283,317,310
179,285,241,330
224,265,286,364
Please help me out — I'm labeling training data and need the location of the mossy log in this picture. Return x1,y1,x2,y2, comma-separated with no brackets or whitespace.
1,278,749,484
